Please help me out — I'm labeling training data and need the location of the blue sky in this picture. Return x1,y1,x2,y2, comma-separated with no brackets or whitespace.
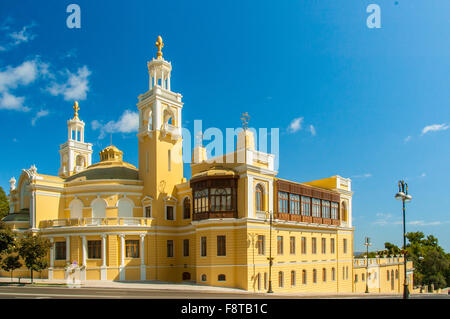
0,0,449,252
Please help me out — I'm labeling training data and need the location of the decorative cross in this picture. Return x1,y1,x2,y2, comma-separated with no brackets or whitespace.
73,101,79,119
155,35,164,60
241,112,250,131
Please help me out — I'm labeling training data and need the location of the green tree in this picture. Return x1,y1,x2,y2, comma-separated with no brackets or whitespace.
0,186,9,221
406,231,449,289
1,254,21,281
0,221,15,262
384,242,401,257
17,232,51,283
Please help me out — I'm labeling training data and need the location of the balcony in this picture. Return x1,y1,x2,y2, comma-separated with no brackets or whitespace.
39,217,152,228
193,211,237,221
275,213,340,226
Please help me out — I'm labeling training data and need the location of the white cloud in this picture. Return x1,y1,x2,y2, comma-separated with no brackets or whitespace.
287,117,303,133
407,220,450,227
92,110,139,139
309,124,316,136
0,23,36,51
0,59,47,112
47,66,91,101
351,173,372,179
404,136,411,143
421,123,449,135
31,109,49,126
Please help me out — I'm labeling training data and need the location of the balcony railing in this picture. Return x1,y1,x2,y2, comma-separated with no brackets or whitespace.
40,217,152,228
274,213,340,226
193,211,237,221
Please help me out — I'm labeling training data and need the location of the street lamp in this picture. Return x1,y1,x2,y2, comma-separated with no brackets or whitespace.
364,237,371,293
267,210,274,293
395,180,412,299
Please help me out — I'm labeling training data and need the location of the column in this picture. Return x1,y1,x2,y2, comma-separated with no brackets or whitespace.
154,100,161,130
81,235,87,281
140,234,146,281
101,234,107,280
153,71,157,86
48,238,54,280
167,73,171,91
268,179,274,216
119,234,125,281
64,236,70,280
247,175,254,218
161,72,165,90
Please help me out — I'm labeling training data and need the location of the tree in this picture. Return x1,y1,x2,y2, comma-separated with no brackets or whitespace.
0,186,9,221
0,221,15,262
1,254,21,281
17,232,51,283
406,231,449,289
384,242,401,257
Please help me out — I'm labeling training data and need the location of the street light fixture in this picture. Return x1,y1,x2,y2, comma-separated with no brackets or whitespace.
395,180,412,299
364,237,371,293
267,210,274,293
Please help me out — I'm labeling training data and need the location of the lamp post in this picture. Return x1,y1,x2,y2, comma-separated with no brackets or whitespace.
364,237,371,293
395,180,412,299
267,210,274,293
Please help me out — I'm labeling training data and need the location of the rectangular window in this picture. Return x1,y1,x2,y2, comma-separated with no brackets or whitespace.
355,274,358,282
321,200,330,218
278,192,288,213
167,240,174,257
330,238,335,254
126,240,140,258
321,238,326,254
312,199,321,217
217,236,226,256
343,239,348,254
144,205,152,218
183,239,189,257
290,236,296,254
166,206,174,220
301,237,307,254
291,271,296,286
331,202,339,219
55,242,66,260
302,270,307,284
301,196,311,216
88,240,101,259
257,235,265,255
312,237,317,254
289,194,300,215
277,236,284,255
201,237,207,257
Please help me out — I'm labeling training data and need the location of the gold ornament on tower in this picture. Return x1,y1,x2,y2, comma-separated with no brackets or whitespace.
73,101,80,120
156,35,164,60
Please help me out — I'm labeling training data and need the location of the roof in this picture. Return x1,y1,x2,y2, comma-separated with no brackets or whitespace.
2,209,30,222
191,168,236,180
65,165,139,182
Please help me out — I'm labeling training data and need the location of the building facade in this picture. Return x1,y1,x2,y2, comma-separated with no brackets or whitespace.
1,36,413,293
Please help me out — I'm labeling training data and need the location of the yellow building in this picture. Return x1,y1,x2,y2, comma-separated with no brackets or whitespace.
2,36,413,293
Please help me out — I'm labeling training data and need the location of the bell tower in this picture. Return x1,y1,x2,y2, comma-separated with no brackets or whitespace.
59,101,93,177
137,36,184,221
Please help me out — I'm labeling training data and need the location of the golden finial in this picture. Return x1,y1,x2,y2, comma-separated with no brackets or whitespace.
155,35,164,60
73,101,80,120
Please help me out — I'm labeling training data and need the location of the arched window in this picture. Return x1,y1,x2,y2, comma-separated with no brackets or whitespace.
255,184,264,212
218,274,226,281
322,268,327,282
201,274,207,281
313,269,317,283
183,197,191,219
302,270,307,284
118,198,134,218
91,198,106,219
163,109,175,126
69,199,83,219
331,267,336,281
291,270,296,286
257,273,261,290
194,189,208,213
182,272,191,281
76,155,85,168
147,110,153,131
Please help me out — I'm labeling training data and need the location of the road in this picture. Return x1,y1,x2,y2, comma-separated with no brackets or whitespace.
0,285,448,299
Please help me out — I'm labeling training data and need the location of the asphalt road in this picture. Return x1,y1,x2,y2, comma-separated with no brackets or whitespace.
0,285,448,299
